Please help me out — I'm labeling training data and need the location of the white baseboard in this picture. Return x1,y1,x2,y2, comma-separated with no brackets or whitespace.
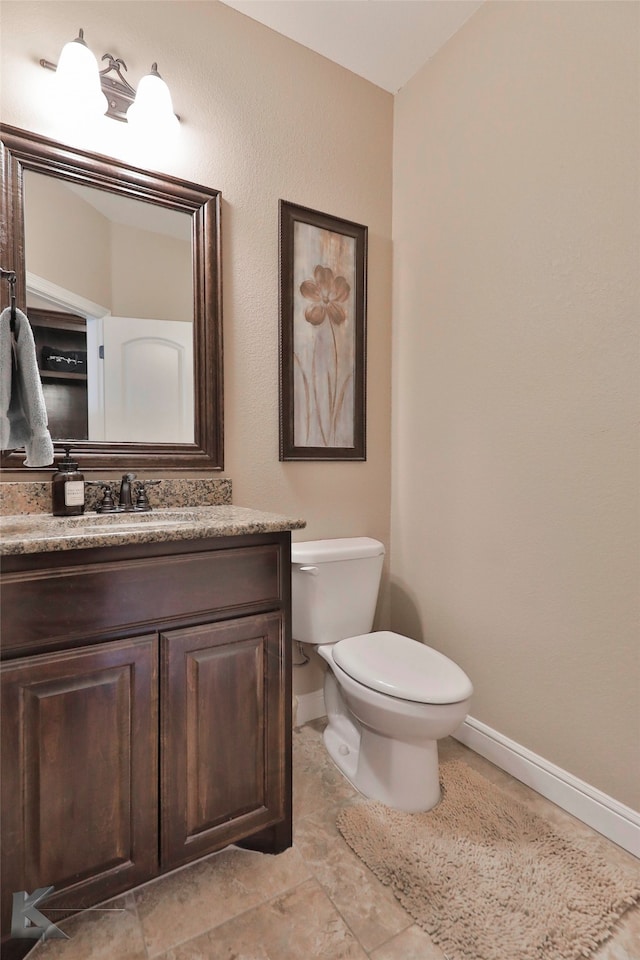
295,689,326,727
455,716,640,858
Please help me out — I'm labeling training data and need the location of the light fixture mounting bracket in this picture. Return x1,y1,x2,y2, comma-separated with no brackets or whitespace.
40,52,136,122
99,54,136,122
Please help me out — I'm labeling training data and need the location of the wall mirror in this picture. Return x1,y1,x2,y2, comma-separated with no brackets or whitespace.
0,124,223,471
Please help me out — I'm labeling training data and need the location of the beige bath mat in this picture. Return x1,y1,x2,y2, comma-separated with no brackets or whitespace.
336,760,639,960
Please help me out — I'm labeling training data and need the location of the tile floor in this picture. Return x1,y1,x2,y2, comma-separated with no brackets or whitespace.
29,720,640,960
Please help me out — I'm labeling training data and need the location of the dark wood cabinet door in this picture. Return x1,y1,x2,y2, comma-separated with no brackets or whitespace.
1,635,159,942
160,612,287,869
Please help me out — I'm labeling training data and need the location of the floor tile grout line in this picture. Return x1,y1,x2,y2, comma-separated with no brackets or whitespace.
301,877,373,960
128,889,152,960
132,842,311,955
294,743,428,956
144,870,318,959
322,881,415,959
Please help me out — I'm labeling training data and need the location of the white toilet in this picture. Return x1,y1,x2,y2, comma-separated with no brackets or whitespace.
291,537,473,812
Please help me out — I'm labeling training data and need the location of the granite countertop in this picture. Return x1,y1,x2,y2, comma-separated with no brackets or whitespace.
0,506,307,556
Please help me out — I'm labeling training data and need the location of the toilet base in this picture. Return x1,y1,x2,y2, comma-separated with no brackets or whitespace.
355,727,441,811
324,717,442,812
321,669,443,812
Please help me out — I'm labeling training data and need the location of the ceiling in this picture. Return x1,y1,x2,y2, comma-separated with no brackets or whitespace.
220,0,483,94
65,182,191,241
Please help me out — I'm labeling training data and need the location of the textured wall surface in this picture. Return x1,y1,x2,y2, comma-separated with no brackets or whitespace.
392,1,640,808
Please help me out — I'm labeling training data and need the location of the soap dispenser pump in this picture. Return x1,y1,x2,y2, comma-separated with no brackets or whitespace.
52,446,85,516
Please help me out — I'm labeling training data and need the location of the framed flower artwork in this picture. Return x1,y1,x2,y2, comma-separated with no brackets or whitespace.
279,200,367,461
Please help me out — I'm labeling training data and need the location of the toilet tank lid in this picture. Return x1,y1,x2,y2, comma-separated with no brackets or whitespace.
291,537,385,564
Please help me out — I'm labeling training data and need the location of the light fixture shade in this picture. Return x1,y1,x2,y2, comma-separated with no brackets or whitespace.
126,64,179,136
55,29,108,118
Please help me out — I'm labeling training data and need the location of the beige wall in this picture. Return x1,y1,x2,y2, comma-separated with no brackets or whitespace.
392,1,639,808
1,1,393,697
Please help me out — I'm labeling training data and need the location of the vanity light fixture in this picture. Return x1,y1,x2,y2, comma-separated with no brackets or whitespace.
40,28,179,132
126,64,179,136
45,28,108,120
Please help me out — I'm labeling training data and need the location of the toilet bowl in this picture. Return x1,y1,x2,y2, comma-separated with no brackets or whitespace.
291,538,472,812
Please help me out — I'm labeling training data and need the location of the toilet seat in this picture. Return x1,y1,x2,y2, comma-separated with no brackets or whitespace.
333,631,473,705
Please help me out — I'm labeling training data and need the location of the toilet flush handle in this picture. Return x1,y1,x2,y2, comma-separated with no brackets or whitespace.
299,565,319,576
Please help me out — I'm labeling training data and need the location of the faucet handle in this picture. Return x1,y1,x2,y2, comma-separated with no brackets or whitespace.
85,481,119,513
134,479,162,512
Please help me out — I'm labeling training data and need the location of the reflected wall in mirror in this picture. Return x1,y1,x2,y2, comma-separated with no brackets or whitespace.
0,124,223,471
25,172,194,445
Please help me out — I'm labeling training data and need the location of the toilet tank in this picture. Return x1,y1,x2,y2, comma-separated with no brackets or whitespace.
291,538,385,646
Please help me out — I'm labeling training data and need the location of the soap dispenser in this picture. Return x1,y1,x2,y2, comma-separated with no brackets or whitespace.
52,446,85,517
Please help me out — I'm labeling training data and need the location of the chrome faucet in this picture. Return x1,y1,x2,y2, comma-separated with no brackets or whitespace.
118,473,136,511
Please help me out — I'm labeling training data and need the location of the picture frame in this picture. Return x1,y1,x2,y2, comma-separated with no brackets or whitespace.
279,200,367,461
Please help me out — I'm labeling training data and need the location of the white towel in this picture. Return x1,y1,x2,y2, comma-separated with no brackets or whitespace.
0,306,54,467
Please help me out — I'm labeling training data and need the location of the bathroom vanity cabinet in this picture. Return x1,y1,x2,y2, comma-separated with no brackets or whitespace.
0,530,292,952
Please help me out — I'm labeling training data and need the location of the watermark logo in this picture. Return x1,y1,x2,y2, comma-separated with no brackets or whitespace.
11,886,69,942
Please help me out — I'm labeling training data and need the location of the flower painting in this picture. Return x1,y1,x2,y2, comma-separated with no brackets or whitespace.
279,202,367,461
295,240,354,447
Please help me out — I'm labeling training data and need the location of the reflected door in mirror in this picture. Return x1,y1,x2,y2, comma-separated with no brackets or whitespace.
95,317,194,443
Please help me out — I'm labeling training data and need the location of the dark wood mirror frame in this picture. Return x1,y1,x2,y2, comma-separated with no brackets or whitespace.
0,124,223,472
